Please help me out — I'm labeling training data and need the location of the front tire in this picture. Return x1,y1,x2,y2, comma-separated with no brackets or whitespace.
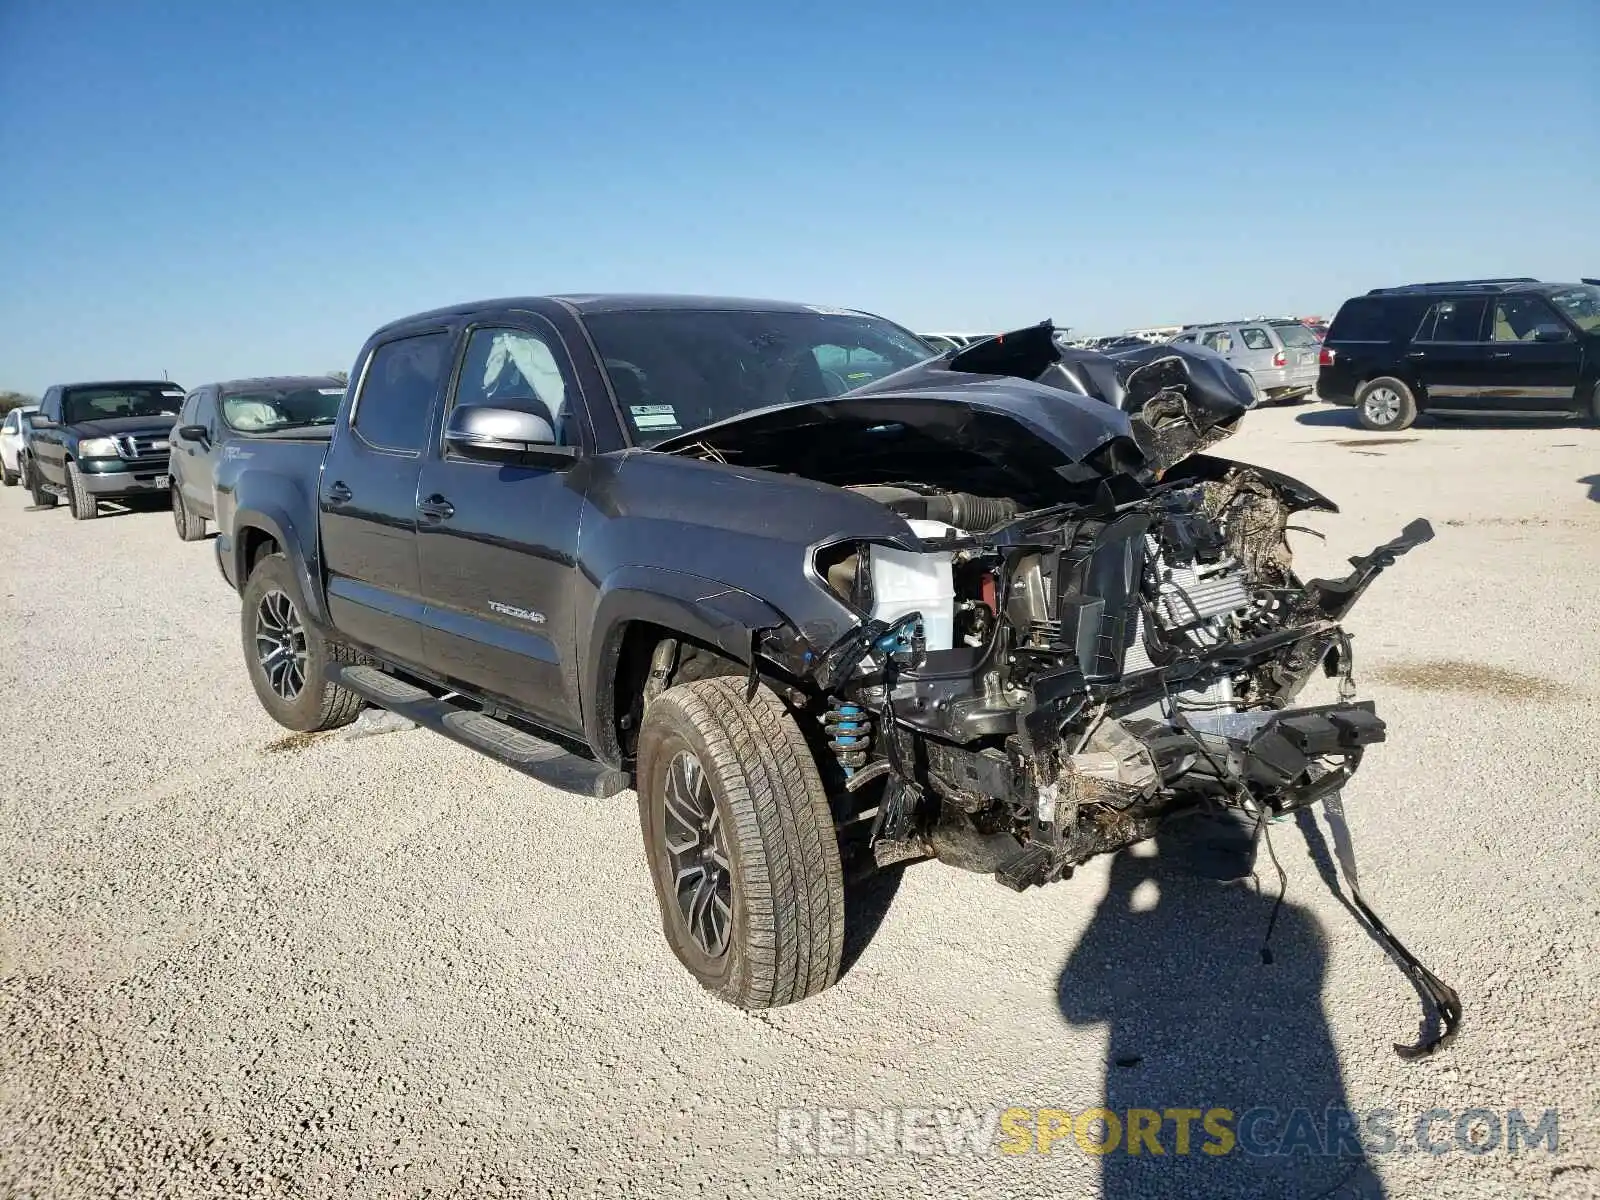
1,463,16,487
1355,377,1418,431
172,484,207,541
25,459,57,509
65,460,98,520
240,553,366,732
636,676,845,1009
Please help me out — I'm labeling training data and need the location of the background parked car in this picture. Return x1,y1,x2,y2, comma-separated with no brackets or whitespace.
26,381,186,518
0,404,39,487
168,376,346,541
1318,277,1600,430
1169,318,1319,403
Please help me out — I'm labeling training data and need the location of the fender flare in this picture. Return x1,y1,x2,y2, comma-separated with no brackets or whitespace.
229,506,330,627
582,564,794,764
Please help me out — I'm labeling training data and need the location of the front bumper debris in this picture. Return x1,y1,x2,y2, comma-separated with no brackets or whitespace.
1184,701,1386,807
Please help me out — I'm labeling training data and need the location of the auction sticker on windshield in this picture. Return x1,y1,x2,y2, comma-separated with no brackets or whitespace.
631,404,681,430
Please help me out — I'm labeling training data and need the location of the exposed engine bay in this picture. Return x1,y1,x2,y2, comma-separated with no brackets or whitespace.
813,463,1429,883
658,322,1458,1054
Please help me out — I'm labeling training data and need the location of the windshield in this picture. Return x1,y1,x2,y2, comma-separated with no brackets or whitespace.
1548,285,1600,333
221,384,346,432
62,384,185,424
582,309,936,445
1271,322,1319,348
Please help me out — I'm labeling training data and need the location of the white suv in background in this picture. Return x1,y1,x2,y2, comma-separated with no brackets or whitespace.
1,405,39,487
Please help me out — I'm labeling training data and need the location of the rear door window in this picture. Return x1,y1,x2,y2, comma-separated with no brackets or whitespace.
1201,329,1233,353
1414,298,1487,343
352,332,452,453
1329,297,1417,341
1239,327,1272,351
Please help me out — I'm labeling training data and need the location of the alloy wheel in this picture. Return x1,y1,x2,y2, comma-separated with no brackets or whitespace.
662,749,733,958
1363,387,1402,426
254,589,308,701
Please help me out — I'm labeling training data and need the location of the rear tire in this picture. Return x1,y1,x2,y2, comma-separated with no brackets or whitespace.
172,485,207,541
26,459,57,509
240,553,366,732
65,460,98,520
636,676,845,1009
1355,377,1418,431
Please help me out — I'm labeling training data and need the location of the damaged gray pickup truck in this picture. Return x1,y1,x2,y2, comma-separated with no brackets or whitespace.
218,296,1455,1043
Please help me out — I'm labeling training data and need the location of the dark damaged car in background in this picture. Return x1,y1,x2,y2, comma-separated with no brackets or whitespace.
214,296,1458,1051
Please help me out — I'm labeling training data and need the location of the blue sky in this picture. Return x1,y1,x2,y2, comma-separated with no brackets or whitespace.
1,0,1595,393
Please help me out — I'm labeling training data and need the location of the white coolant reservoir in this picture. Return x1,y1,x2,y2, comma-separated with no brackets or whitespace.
868,519,957,652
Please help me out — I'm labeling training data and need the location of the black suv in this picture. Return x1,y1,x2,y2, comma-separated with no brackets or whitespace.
26,380,187,518
1318,277,1600,430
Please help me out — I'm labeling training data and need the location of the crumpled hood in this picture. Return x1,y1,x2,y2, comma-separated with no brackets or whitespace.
653,371,1142,486
654,322,1256,482
68,416,178,439
934,322,1257,471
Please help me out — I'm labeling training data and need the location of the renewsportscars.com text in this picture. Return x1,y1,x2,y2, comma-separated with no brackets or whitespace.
775,1106,1560,1158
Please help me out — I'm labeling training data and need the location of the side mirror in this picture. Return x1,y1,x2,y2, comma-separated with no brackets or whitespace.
444,405,576,466
178,424,210,443
30,412,54,427
1533,326,1570,344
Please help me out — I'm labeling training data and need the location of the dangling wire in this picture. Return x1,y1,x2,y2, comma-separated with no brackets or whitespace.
1255,807,1289,965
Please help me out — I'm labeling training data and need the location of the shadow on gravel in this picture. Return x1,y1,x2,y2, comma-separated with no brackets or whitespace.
838,864,906,979
92,497,174,520
1057,823,1384,1199
1580,475,1600,502
1296,407,1578,432
1294,407,1364,428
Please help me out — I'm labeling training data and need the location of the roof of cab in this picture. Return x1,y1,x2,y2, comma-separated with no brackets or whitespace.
369,294,870,338
213,375,345,394
55,379,180,391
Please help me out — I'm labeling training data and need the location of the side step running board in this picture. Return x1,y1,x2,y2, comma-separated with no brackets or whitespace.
331,664,630,799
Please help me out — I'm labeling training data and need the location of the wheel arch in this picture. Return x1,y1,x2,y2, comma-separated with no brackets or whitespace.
230,508,329,626
583,567,794,769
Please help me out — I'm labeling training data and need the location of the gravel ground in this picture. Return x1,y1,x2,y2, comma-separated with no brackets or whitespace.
2,402,1598,1199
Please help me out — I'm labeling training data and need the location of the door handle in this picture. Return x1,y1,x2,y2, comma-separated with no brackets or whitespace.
1405,350,1426,359
327,481,353,504
418,494,455,521
1490,351,1512,359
